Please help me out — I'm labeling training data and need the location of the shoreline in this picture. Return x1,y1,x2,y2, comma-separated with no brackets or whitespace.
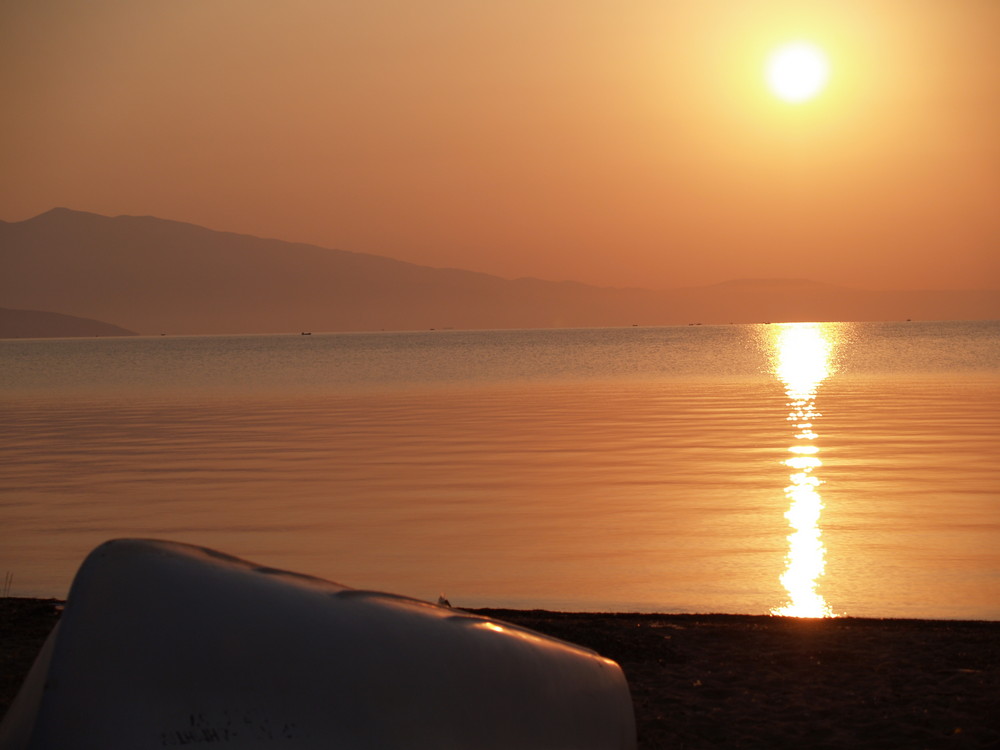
3,598,998,748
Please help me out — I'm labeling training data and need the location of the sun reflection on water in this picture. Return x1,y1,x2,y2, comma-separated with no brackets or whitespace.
769,323,838,618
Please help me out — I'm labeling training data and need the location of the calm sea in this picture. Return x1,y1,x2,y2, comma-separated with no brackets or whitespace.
2,321,998,619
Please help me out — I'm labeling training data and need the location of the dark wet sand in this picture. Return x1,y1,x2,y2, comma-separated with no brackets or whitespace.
3,598,998,748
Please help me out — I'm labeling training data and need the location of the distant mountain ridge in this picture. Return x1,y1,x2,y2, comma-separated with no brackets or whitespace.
2,208,997,336
0,306,136,338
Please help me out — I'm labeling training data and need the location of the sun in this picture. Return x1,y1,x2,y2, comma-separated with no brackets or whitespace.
765,42,830,103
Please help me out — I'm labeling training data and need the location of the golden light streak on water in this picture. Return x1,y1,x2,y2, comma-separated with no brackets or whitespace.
769,323,838,618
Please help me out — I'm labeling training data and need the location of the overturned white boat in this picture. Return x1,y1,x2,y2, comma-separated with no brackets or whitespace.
0,539,636,749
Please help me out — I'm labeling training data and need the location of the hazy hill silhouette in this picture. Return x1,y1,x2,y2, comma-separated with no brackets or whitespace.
0,307,136,338
2,208,997,335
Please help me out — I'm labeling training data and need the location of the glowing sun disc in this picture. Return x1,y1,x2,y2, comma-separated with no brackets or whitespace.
766,42,830,103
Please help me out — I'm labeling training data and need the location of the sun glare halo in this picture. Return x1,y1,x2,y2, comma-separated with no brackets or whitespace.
766,42,830,103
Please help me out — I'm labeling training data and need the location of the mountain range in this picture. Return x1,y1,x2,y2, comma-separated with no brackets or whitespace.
0,306,136,339
2,208,997,336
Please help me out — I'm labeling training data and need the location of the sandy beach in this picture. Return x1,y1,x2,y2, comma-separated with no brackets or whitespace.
475,609,1000,749
3,598,998,748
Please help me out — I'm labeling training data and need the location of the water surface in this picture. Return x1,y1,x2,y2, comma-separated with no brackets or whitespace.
2,321,998,619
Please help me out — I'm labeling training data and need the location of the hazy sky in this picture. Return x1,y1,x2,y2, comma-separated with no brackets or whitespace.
2,0,997,290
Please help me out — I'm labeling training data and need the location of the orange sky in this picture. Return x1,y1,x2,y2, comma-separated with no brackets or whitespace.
2,0,997,291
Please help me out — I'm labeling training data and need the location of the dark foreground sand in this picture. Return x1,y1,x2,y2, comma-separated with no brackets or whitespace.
3,598,998,748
